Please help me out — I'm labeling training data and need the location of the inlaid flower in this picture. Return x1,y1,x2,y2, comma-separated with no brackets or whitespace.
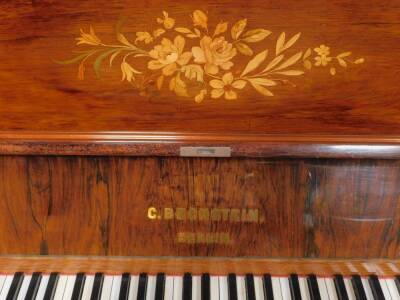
76,26,101,46
314,44,332,66
314,45,330,57
209,72,246,100
192,36,237,75
157,11,175,30
148,36,192,76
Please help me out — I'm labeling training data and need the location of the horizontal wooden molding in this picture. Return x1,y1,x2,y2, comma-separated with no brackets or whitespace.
0,256,399,277
1,131,400,158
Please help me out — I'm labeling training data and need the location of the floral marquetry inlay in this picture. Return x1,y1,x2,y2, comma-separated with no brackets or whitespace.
58,10,365,102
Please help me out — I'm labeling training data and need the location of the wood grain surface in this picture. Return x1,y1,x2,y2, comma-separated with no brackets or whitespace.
0,155,399,259
0,0,400,149
0,256,399,276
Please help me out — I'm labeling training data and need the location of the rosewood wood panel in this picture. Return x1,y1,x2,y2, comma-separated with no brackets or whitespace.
0,156,399,259
0,0,400,142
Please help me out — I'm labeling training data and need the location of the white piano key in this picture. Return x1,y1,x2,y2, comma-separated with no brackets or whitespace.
210,276,219,300
271,277,283,300
219,276,228,300
53,275,68,300
81,275,94,300
299,277,311,300
378,278,392,300
110,275,122,300
279,278,291,300
0,275,6,296
164,276,173,300
0,275,14,299
344,278,357,300
16,274,32,300
192,276,201,300
361,278,374,300
253,276,265,300
325,278,338,300
236,276,246,300
317,278,329,300
146,275,156,300
128,275,139,300
100,275,114,300
386,279,400,299
173,276,183,300
35,274,50,300
62,275,76,300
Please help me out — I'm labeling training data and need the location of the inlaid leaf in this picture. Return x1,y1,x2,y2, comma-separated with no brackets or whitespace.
242,29,271,43
337,58,347,67
241,49,268,76
213,22,228,36
275,32,286,55
337,52,351,58
231,18,247,40
283,32,301,52
235,42,253,56
250,81,274,96
175,27,192,34
94,49,119,78
54,53,90,65
248,78,276,86
273,70,304,76
157,75,164,90
192,10,208,29
153,28,166,38
303,48,312,59
109,50,122,66
330,67,336,75
354,58,365,64
303,60,312,70
117,33,134,47
274,52,302,71
262,54,284,73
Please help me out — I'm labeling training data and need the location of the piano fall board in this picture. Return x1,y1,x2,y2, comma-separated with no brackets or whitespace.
1,0,400,279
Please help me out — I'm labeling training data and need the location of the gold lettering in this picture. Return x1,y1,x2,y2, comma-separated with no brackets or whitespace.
188,207,197,220
211,209,222,221
220,208,230,221
242,209,259,222
198,208,210,221
177,232,232,244
147,207,158,219
163,207,174,220
229,208,241,222
176,207,186,220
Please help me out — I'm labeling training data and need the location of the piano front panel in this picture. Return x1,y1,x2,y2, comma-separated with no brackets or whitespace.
0,156,399,259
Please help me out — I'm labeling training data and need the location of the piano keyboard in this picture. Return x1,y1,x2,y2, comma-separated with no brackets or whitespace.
0,272,399,300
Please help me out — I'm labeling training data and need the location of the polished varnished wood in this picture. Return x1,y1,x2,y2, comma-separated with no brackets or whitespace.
0,257,399,277
1,0,400,156
0,156,399,258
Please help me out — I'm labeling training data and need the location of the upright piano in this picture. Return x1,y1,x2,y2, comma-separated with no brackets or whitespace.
0,0,400,299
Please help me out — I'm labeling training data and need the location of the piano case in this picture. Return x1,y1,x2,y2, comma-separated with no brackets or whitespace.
0,0,399,276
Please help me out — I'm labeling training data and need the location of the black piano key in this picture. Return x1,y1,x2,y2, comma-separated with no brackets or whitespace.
289,274,302,300
395,276,400,296
155,273,166,300
333,275,349,300
119,273,131,300
137,273,148,300
263,274,274,300
43,272,60,300
71,272,86,300
201,273,210,300
245,274,256,300
368,275,385,300
6,272,24,300
24,272,42,300
307,274,321,300
351,275,367,300
90,273,104,300
183,273,192,300
228,273,238,300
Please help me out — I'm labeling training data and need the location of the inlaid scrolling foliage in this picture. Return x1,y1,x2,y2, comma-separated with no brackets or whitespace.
58,10,364,102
